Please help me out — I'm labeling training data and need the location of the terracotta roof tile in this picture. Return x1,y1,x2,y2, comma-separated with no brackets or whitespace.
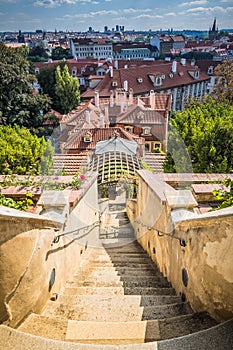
81,61,210,99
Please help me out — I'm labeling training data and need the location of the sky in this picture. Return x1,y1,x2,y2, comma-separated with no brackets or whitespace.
0,0,233,32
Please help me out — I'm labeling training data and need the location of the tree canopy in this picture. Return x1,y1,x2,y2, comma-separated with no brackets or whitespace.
51,47,72,60
55,64,80,114
164,98,233,173
0,125,54,175
0,43,56,136
214,59,233,105
37,63,80,114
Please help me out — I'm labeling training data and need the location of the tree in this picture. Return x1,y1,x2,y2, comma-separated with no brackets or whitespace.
37,61,66,111
164,98,233,173
0,125,54,175
51,46,72,60
54,64,80,114
0,44,55,136
214,60,233,105
213,178,233,209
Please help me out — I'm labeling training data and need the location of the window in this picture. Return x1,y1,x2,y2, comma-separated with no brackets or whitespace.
153,142,161,150
72,68,77,77
145,143,151,152
125,126,134,133
142,127,151,135
208,66,214,75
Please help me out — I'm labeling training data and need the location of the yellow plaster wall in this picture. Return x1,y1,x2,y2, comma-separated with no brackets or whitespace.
127,171,233,322
0,177,99,327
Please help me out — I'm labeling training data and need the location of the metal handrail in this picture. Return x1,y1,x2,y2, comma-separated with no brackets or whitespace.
133,219,187,246
52,221,99,244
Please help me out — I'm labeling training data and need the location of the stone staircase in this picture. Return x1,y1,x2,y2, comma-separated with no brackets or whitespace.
16,206,223,347
144,153,166,173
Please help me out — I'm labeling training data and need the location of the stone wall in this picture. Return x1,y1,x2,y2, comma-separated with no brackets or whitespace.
127,170,233,322
0,174,99,327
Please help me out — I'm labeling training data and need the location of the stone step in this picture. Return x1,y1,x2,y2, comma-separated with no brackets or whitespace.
65,319,160,344
50,294,181,309
109,256,154,262
43,302,192,322
142,302,193,320
158,312,218,340
43,304,144,322
18,312,217,345
18,314,67,341
116,266,160,273
117,270,163,277
101,238,136,247
121,279,171,288
66,279,123,287
66,278,170,289
65,286,125,296
124,287,176,296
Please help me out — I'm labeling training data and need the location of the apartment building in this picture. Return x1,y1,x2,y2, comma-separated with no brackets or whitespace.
69,38,113,59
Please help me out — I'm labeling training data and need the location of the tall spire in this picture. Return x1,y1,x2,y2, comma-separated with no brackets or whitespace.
212,17,217,31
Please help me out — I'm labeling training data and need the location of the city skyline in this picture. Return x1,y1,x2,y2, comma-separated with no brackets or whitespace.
0,0,233,33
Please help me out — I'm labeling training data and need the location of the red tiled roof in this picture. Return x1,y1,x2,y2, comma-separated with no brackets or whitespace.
63,127,142,152
81,61,210,99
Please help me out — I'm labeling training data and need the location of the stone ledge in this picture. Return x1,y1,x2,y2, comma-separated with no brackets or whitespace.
0,325,158,350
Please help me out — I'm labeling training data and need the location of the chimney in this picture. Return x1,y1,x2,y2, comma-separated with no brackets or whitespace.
150,90,155,109
110,90,114,107
191,59,195,66
181,58,186,66
123,80,128,92
172,60,177,73
94,91,99,108
85,110,90,124
115,88,120,105
114,59,118,69
128,88,134,105
109,66,113,78
104,103,110,128
120,90,125,113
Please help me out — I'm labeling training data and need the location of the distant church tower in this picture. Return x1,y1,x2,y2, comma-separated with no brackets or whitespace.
209,18,218,40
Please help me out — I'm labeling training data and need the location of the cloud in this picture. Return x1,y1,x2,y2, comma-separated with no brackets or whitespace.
220,0,232,2
134,14,163,19
0,0,17,3
165,12,176,17
179,0,208,7
122,8,151,14
180,5,232,15
34,0,99,7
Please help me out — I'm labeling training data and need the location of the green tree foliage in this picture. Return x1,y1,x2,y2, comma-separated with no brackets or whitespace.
214,60,233,105
0,44,55,136
0,125,54,175
28,45,49,62
213,179,233,209
37,61,66,111
54,64,80,114
51,47,72,60
164,98,233,173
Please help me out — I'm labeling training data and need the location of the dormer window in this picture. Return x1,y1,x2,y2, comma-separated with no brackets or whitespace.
137,112,144,120
148,74,163,87
137,77,143,83
83,131,92,143
35,68,40,74
194,71,199,79
142,127,151,135
72,68,77,77
112,81,118,87
208,66,214,75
